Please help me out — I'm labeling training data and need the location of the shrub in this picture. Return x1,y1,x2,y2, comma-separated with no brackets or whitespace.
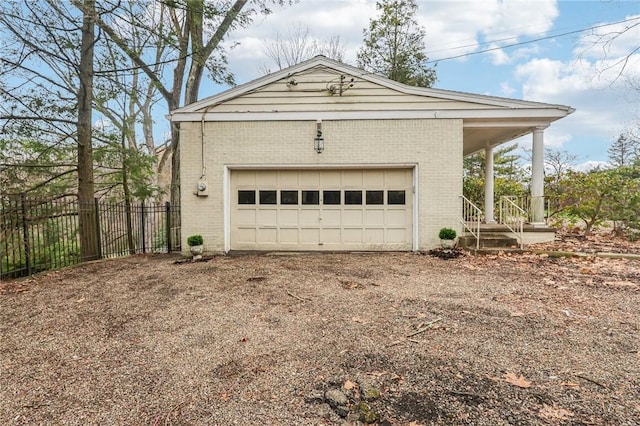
187,234,203,246
438,228,457,240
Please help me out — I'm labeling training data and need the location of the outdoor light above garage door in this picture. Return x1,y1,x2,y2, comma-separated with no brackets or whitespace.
314,120,324,153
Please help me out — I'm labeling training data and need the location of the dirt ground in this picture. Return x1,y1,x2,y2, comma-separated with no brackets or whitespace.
1,247,639,425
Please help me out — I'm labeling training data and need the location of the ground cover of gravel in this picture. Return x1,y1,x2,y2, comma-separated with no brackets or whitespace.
1,250,639,425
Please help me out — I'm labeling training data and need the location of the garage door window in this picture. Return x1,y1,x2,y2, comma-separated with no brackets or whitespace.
238,190,256,204
280,190,298,205
323,190,341,205
345,190,362,205
366,190,384,205
302,190,320,205
259,190,277,204
388,190,406,205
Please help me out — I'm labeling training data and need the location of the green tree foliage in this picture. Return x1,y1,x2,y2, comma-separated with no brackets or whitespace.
554,167,640,235
357,0,436,87
463,144,528,208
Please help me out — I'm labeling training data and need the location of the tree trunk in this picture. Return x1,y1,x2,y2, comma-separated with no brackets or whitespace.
77,0,99,261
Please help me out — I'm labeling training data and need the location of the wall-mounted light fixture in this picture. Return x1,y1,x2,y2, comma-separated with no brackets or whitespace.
314,120,324,153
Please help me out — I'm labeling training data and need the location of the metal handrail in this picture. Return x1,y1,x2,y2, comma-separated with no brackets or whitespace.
460,195,482,250
499,196,525,249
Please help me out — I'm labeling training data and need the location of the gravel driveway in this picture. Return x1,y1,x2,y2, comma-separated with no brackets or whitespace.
1,252,639,425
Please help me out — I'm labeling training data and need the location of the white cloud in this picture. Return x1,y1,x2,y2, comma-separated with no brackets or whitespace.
488,45,510,65
574,14,640,60
500,81,516,96
573,160,610,172
515,46,640,147
514,130,571,152
226,0,560,81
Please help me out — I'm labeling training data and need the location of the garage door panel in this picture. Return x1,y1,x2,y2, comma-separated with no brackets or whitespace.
342,210,363,226
321,228,341,244
343,228,363,243
386,170,411,186
230,169,413,251
341,170,363,188
278,170,299,186
299,210,320,226
386,210,408,226
365,228,385,242
322,209,342,226
278,209,299,226
387,228,408,243
256,171,278,186
364,210,384,226
364,172,384,187
300,228,320,242
322,170,342,186
256,209,277,225
300,171,320,187
236,209,256,225
279,228,298,243
237,228,256,243
258,228,278,243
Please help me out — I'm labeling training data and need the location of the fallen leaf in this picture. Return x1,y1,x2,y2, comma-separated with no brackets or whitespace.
504,372,532,388
343,380,357,390
538,403,573,421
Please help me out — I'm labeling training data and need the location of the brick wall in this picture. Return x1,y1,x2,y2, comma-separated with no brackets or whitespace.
180,118,463,253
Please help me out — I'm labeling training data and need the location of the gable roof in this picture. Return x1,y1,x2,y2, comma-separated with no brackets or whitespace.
170,56,574,155
171,55,574,116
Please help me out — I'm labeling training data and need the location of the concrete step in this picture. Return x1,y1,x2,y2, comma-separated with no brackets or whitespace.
459,233,519,249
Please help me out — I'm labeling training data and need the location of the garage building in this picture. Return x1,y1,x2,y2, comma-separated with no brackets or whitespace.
170,56,573,253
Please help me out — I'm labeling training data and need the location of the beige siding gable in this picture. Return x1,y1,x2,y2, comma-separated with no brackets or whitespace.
204,65,495,113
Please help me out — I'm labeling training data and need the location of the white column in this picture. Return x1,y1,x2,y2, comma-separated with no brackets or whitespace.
484,144,495,223
531,126,546,225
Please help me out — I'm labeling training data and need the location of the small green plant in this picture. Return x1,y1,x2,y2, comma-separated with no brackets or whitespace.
438,228,457,240
187,234,203,246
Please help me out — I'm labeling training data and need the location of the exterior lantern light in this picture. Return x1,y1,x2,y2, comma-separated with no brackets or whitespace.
314,120,324,153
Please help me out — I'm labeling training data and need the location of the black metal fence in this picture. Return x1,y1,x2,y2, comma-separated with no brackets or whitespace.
1,195,181,280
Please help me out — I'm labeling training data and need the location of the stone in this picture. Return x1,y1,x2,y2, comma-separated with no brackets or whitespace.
325,389,348,408
304,390,325,404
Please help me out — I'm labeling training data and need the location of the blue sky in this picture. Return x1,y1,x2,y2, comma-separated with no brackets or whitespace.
212,0,640,170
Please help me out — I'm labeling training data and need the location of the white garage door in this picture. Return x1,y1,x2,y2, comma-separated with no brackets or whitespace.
230,169,413,251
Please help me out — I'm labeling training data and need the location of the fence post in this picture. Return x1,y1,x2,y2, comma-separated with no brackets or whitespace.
94,198,102,259
20,193,31,276
165,201,171,252
141,202,146,253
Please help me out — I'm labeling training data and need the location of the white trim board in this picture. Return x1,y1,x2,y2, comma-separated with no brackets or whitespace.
170,109,570,123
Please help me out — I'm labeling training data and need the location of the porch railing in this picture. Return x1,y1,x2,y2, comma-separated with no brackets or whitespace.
460,195,482,249
500,195,554,224
499,196,525,249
